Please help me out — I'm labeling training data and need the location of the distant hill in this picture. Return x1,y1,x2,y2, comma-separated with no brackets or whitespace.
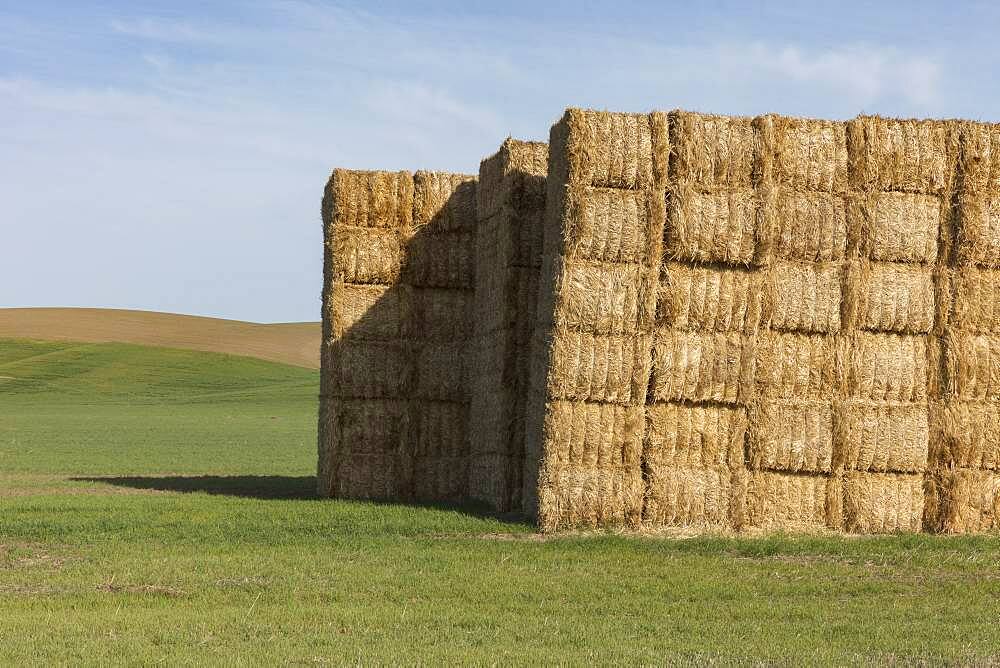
0,308,320,369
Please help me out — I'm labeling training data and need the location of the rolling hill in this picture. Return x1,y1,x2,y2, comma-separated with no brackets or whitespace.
0,307,320,368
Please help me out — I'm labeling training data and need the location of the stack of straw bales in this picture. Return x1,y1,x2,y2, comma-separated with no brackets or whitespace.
318,169,477,501
320,107,1000,536
927,121,1000,533
468,139,548,511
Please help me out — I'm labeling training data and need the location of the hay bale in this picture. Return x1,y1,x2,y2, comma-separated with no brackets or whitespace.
763,261,842,334
403,231,475,289
757,114,847,193
413,171,477,231
669,110,756,190
323,340,411,399
956,195,1000,268
467,453,520,512
665,185,757,265
744,471,836,530
753,332,837,400
950,267,1000,333
842,261,935,334
757,190,847,264
569,187,655,263
930,400,1000,470
847,116,951,194
476,138,547,222
329,226,403,284
833,401,929,473
644,402,746,469
327,283,402,341
404,287,473,342
534,400,645,530
324,398,412,499
541,330,651,405
925,468,1000,533
658,263,762,332
643,465,733,528
322,169,414,230
958,121,1000,195
838,333,927,402
650,330,750,405
841,472,924,533
551,108,657,190
411,400,468,501
747,399,833,473
848,192,940,264
943,332,1000,399
552,260,657,334
415,342,468,402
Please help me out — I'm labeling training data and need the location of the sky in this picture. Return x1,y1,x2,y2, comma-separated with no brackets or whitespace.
3,1,1000,323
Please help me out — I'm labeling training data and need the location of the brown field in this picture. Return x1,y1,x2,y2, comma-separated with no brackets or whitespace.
0,308,320,368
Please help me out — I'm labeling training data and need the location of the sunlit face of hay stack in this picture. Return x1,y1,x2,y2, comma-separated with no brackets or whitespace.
468,139,548,512
526,110,669,530
318,169,477,502
926,121,1000,533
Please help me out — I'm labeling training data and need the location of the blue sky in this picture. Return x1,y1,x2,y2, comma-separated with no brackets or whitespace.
3,1,998,322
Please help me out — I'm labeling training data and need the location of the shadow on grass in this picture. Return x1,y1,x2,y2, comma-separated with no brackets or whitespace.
72,475,531,524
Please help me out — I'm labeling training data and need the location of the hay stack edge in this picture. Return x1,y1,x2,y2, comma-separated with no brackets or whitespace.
319,110,1000,534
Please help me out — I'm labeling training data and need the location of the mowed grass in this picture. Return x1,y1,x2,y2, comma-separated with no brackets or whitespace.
2,339,1000,664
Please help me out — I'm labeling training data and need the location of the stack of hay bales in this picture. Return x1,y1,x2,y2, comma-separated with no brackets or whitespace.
742,115,848,531
525,110,668,530
927,121,1000,532
318,169,476,501
835,117,954,532
468,139,548,512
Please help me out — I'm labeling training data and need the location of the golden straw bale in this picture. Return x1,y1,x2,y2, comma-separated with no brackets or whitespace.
838,333,927,402
477,138,547,221
413,171,476,232
841,472,924,533
763,261,842,334
323,169,413,230
643,465,733,527
412,401,468,502
467,454,520,512
833,401,929,473
325,398,411,498
757,114,847,193
847,116,951,195
943,332,1000,399
959,121,1000,195
403,231,475,289
535,400,645,530
842,261,935,334
327,283,401,341
568,187,654,263
554,108,656,189
644,402,746,469
956,194,1000,268
329,226,402,284
404,288,473,342
658,263,763,332
951,267,1000,333
541,330,651,405
930,400,1000,470
514,268,540,346
669,110,756,190
323,340,410,399
756,189,847,264
925,468,1000,534
747,399,833,473
553,261,656,334
848,192,940,264
753,332,837,400
466,375,512,453
650,330,750,405
744,471,835,530
666,185,757,265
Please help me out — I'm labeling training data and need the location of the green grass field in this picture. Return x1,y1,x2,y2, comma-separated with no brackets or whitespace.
2,338,1000,664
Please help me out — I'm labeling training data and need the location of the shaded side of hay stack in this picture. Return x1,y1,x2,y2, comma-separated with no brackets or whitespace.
741,115,848,531
838,116,961,532
407,171,478,502
318,168,477,503
526,109,667,530
926,121,1000,533
467,138,547,512
319,169,416,499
